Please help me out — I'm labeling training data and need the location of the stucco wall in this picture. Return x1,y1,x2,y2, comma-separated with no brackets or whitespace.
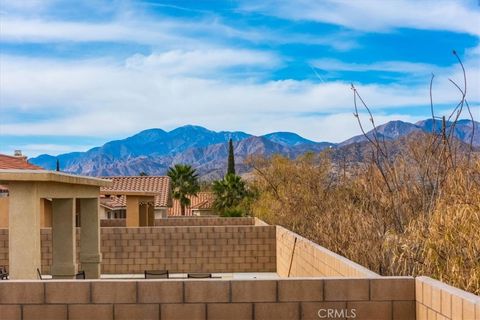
0,197,8,228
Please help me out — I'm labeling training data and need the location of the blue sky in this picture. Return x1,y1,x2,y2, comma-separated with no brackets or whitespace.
0,0,479,156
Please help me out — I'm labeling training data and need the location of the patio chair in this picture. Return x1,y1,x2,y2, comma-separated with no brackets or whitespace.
144,270,169,279
187,273,212,279
0,266,8,280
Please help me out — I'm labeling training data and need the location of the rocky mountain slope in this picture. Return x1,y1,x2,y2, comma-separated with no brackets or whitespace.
30,119,478,179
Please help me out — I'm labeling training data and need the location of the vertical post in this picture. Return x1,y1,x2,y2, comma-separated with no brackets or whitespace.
8,182,41,279
51,198,76,279
79,198,102,279
126,196,139,227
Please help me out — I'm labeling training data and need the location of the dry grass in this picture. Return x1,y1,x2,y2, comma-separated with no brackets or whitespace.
248,140,480,294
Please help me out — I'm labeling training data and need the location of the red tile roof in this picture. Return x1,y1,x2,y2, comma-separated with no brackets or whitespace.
100,176,172,208
169,192,215,216
0,154,43,170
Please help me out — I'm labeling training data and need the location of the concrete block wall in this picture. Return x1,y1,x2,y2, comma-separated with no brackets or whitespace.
0,226,277,274
415,276,480,320
100,219,126,227
154,217,255,227
276,226,378,278
99,226,276,274
0,277,415,320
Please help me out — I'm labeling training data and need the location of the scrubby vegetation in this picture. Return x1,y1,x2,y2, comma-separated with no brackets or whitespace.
247,52,479,294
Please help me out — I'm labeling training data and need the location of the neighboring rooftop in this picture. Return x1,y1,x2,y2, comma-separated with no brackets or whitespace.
100,176,172,207
0,153,43,170
169,191,215,216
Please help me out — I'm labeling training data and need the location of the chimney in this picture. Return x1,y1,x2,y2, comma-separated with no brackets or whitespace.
13,150,28,162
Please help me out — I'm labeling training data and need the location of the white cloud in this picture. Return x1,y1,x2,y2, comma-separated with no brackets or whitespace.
312,59,441,74
242,0,480,36
125,49,280,76
0,51,476,143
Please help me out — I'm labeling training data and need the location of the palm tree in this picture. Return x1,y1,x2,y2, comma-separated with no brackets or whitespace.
167,164,200,216
212,173,248,215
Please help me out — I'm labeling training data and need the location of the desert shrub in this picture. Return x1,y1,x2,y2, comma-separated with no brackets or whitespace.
249,149,480,294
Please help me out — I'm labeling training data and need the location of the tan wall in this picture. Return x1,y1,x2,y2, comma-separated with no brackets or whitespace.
276,226,379,278
415,276,480,320
0,197,8,228
40,199,52,228
0,226,276,274
0,198,53,228
155,217,255,226
0,277,415,320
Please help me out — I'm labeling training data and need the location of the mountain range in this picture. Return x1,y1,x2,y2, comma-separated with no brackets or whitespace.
30,119,479,180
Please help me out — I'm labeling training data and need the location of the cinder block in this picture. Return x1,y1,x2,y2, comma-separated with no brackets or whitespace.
138,280,183,303
324,279,369,301
0,305,21,320
91,281,136,303
207,303,252,320
422,281,432,307
0,282,44,304
23,305,67,320
416,302,427,320
45,281,90,303
68,304,113,320
114,304,159,320
255,302,299,320
451,294,463,319
347,301,391,320
393,301,415,320
370,278,414,301
301,302,346,320
440,289,451,317
185,281,230,303
161,303,206,320
427,308,437,320
431,285,441,313
278,280,323,302
463,298,476,320
231,280,277,302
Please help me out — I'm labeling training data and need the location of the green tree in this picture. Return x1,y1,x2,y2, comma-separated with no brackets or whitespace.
227,139,235,176
167,164,200,216
213,173,248,216
139,171,148,176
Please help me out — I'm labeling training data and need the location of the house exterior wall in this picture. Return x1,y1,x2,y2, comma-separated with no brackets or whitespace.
0,197,8,228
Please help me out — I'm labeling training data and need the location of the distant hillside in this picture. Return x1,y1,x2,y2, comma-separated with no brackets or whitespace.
30,120,478,179
338,119,479,147
30,125,333,179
